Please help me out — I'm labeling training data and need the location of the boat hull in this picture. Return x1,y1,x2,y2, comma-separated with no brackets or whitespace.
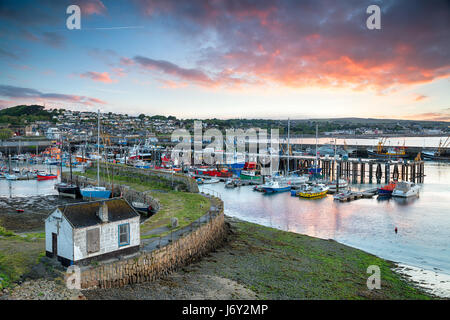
37,174,57,180
298,190,328,198
240,173,261,181
262,186,291,193
392,188,419,198
57,186,82,199
80,189,111,200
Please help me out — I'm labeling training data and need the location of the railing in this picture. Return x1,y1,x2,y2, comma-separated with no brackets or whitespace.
199,187,221,199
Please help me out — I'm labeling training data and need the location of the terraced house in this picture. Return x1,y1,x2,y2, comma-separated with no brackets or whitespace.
45,198,140,267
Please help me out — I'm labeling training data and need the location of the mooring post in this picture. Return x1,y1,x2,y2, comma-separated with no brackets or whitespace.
360,162,365,184
376,163,382,184
369,162,373,184
385,162,390,184
331,160,335,181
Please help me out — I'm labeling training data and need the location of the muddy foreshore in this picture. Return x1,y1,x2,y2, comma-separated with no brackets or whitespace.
0,195,84,233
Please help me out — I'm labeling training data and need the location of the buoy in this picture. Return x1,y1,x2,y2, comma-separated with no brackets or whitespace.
395,227,398,233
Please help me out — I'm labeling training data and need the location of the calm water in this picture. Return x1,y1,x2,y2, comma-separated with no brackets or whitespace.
200,162,450,276
0,163,82,198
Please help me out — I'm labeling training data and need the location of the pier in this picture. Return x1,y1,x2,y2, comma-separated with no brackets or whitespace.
280,156,425,184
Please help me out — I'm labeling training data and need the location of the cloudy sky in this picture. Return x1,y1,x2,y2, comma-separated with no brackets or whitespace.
0,0,449,120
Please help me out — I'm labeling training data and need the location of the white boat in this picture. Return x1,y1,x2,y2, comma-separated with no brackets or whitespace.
4,174,18,180
202,178,220,184
333,189,353,200
392,181,420,198
327,179,349,192
282,174,309,186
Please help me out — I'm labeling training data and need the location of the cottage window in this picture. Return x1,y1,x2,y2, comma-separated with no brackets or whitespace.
118,223,130,246
87,228,100,253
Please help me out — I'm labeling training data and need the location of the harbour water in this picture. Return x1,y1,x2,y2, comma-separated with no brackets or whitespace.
200,161,450,295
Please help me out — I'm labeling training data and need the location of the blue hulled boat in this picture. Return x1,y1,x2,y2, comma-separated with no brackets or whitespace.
80,186,111,200
261,181,291,193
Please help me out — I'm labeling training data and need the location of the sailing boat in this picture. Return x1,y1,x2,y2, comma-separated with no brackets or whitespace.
80,110,111,200
56,140,82,198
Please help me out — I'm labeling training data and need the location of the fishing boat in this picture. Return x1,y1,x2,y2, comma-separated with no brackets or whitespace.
225,179,241,188
377,181,397,196
368,138,408,159
297,184,329,198
240,170,261,181
56,182,82,199
202,178,220,184
260,180,291,193
37,173,58,180
392,181,420,198
131,201,156,216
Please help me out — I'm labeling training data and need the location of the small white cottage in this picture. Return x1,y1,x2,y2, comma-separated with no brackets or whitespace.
45,198,140,266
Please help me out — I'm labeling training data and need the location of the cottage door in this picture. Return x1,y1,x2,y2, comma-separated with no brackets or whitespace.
52,233,58,256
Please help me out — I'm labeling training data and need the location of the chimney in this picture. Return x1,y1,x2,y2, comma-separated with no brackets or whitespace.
98,201,108,223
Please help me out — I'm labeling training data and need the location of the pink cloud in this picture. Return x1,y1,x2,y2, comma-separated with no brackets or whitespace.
80,71,117,83
79,0,107,15
414,94,428,101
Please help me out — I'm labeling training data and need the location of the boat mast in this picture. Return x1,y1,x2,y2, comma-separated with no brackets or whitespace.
315,123,318,168
97,109,100,186
59,136,63,179
69,142,73,184
287,118,290,175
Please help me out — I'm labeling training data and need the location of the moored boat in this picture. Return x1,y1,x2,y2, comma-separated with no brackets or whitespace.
327,179,349,193
377,181,397,196
37,173,58,180
56,182,82,199
298,184,329,198
392,181,420,198
260,180,291,193
80,186,111,200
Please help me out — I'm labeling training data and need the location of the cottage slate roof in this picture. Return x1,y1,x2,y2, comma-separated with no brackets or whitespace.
58,198,139,229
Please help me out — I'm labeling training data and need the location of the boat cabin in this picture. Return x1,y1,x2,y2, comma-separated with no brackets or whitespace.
45,198,140,267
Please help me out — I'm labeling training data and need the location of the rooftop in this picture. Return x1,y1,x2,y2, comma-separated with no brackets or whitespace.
57,198,139,228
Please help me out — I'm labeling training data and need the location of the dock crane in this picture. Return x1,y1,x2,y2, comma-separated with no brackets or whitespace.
437,136,450,156
376,137,388,154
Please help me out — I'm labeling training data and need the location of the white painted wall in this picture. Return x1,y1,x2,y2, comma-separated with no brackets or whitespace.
73,216,140,261
45,209,74,261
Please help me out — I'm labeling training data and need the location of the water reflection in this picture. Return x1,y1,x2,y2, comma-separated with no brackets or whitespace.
201,162,450,276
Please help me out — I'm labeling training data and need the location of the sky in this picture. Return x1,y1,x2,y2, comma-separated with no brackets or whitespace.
0,0,449,121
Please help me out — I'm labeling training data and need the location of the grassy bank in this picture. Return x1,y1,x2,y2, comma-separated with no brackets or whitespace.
211,218,432,299
0,226,45,290
73,169,210,238
83,217,433,300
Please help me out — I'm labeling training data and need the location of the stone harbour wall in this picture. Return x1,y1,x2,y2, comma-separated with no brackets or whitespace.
61,172,161,212
79,210,226,289
99,163,199,193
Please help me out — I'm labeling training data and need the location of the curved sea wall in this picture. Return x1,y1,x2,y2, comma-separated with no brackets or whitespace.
78,197,226,289
98,163,199,193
